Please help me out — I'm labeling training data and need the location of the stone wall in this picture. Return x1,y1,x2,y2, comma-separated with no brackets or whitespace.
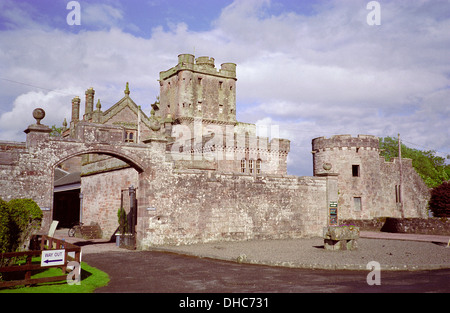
380,217,450,235
139,171,330,247
343,217,450,236
81,167,138,237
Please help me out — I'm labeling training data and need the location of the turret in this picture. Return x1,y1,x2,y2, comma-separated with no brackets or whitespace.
311,134,380,176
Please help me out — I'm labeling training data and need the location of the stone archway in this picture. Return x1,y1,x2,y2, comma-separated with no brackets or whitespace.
52,149,144,236
0,109,167,247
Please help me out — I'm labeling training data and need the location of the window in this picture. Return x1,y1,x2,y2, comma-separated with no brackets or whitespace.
240,159,246,173
352,165,360,177
125,131,135,143
249,159,254,174
256,159,262,174
354,197,362,211
395,185,402,203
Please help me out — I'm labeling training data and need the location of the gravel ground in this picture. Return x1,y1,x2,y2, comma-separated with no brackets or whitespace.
55,229,450,271
154,237,450,271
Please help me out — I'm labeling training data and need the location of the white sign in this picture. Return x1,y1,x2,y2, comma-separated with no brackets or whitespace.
41,249,65,267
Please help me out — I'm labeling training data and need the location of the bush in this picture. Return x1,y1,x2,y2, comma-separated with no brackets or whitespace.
429,182,450,217
117,207,128,234
0,198,42,253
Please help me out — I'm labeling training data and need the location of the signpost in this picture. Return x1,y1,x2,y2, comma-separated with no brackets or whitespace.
41,249,65,267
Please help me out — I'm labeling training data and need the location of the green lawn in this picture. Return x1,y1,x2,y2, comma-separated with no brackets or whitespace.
0,261,110,293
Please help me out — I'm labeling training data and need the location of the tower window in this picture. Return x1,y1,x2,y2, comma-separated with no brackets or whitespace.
256,159,262,174
354,197,362,211
352,165,360,177
249,159,254,174
395,185,402,203
240,159,246,173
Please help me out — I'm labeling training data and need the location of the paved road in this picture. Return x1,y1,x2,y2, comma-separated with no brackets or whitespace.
83,250,450,293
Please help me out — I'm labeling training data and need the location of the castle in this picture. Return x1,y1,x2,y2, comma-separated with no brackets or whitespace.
0,54,429,248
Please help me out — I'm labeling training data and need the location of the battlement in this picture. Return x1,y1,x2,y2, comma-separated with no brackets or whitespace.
159,54,236,81
312,134,379,151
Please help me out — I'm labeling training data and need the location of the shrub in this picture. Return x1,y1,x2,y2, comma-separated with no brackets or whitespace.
429,181,450,217
117,207,128,234
0,198,42,253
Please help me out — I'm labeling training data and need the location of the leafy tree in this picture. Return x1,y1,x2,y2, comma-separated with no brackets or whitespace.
379,136,450,188
429,182,450,217
49,125,63,137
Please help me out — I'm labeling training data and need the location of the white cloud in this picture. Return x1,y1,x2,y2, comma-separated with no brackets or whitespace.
82,3,124,29
0,89,78,139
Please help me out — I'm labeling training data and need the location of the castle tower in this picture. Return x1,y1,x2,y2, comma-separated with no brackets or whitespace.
311,135,384,219
158,54,237,123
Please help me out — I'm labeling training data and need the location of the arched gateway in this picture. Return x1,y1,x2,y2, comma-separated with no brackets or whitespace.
0,108,167,248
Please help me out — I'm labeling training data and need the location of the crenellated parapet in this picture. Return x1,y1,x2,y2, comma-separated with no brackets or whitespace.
312,134,379,152
159,54,236,81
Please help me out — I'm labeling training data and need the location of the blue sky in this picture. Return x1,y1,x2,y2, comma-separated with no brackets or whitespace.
0,0,449,176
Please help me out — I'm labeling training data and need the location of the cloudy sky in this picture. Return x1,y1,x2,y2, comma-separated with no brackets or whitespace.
0,0,449,176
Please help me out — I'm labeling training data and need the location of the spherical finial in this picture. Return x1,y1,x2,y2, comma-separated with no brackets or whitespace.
323,163,332,171
32,108,45,125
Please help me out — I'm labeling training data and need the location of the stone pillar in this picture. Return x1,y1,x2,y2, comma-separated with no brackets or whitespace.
316,170,339,226
24,108,52,148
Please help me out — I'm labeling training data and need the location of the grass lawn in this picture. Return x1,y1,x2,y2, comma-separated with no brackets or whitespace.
0,261,110,293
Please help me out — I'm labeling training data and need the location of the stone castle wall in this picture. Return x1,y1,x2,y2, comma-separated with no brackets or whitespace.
139,171,329,247
79,159,331,245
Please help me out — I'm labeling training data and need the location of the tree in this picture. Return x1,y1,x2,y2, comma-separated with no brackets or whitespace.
379,136,450,188
49,125,63,137
429,182,450,217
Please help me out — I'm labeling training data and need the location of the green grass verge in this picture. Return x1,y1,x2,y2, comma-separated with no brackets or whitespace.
0,261,110,293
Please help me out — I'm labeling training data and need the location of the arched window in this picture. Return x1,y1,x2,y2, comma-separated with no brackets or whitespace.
125,130,135,143
240,159,246,173
256,159,262,174
249,159,254,174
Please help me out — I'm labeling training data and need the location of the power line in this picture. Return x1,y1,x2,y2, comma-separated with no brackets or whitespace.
0,77,77,96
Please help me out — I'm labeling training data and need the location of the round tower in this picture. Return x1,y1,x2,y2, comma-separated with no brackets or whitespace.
311,134,382,220
195,56,215,68
311,134,380,176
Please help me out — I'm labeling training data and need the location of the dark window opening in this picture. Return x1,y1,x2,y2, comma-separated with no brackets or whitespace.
352,165,360,177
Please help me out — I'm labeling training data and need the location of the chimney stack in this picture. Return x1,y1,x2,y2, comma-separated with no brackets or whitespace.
84,87,95,121
71,96,80,122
